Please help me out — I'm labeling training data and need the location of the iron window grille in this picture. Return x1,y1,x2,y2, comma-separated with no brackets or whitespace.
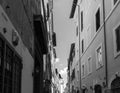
0,36,22,93
0,38,4,93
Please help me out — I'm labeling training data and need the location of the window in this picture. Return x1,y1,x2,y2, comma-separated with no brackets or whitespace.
71,69,75,81
0,39,4,67
113,24,120,57
96,44,103,69
81,11,83,31
112,0,119,8
0,38,4,93
0,37,22,93
13,55,22,93
81,63,85,77
87,57,92,74
76,26,78,36
72,47,75,58
77,70,79,81
113,0,118,5
5,46,13,71
95,8,100,32
115,25,120,52
4,45,13,93
82,39,84,53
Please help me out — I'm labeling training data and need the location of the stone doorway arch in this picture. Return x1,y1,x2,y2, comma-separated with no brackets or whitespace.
111,77,120,93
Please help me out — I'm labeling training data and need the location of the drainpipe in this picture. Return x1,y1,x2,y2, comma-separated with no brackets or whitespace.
77,5,82,93
41,0,48,39
102,0,108,88
42,0,47,24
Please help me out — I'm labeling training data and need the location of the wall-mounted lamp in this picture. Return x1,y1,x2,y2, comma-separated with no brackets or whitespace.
12,29,19,46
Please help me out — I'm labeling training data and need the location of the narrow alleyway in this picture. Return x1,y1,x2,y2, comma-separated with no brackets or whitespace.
0,0,120,93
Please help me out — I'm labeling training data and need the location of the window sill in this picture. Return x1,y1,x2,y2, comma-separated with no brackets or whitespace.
80,24,104,58
105,0,120,22
114,51,120,59
81,75,86,79
96,65,104,71
112,0,120,10
87,72,92,76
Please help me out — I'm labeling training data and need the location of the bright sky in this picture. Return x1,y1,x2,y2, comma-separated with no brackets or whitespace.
53,0,76,85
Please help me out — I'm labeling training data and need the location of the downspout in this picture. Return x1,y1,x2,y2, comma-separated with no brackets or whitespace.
102,0,108,87
41,0,47,24
52,0,54,33
41,0,48,40
78,5,82,93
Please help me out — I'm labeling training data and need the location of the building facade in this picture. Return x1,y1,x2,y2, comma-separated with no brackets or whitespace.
104,0,120,93
0,0,49,93
70,0,120,93
78,0,106,93
68,43,80,93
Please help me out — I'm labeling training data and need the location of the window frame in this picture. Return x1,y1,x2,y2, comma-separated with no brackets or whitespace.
95,43,103,70
0,38,4,67
81,11,83,32
71,68,75,81
81,39,84,53
95,6,101,32
76,26,78,36
87,56,92,75
0,35,22,93
0,37,4,93
113,23,120,58
4,45,14,93
81,62,85,78
111,0,119,7
77,70,79,81
13,54,22,93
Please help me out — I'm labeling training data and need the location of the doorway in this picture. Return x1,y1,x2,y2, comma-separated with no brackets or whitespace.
111,77,120,93
94,84,102,93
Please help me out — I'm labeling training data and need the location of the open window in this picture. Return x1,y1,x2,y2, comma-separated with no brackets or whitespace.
95,7,100,32
113,24,120,57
